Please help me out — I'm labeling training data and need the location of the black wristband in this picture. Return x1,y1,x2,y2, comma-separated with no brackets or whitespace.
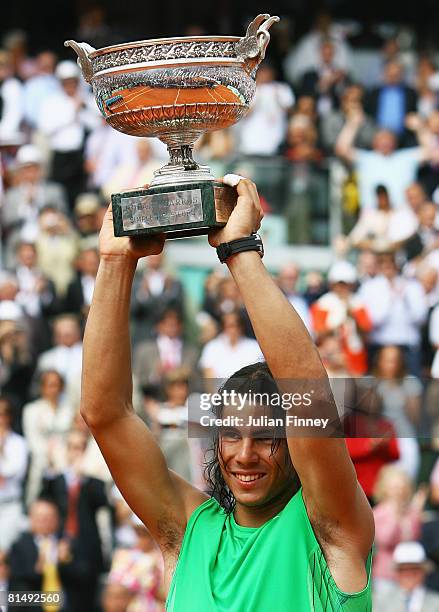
216,233,264,264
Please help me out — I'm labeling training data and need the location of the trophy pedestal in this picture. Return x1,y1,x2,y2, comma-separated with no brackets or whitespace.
111,181,236,239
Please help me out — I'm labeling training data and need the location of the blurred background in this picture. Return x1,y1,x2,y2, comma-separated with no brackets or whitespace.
2,1,439,610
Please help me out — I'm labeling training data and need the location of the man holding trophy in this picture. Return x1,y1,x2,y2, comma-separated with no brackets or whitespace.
74,14,374,612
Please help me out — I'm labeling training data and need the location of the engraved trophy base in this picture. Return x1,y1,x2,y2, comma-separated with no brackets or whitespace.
111,181,236,239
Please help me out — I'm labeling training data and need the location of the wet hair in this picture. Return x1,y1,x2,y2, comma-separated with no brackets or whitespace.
204,361,297,513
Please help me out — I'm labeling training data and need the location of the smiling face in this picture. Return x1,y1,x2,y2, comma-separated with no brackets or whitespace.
218,403,296,511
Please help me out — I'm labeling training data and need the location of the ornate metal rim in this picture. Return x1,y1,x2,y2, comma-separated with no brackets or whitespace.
89,36,241,58
94,58,241,77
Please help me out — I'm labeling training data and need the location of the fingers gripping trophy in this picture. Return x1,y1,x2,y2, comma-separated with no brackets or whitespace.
65,14,279,239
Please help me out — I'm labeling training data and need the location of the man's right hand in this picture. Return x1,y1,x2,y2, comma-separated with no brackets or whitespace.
208,177,263,247
99,203,165,262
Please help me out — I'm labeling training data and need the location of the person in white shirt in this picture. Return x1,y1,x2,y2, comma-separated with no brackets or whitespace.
283,11,352,84
22,370,74,504
84,119,137,191
199,311,263,381
0,50,23,141
0,396,28,551
236,63,294,156
336,110,431,210
348,184,409,251
358,253,428,375
34,315,83,408
38,60,100,210
23,51,59,128
373,542,439,612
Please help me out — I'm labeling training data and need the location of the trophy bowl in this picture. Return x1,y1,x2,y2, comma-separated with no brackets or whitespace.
65,14,279,238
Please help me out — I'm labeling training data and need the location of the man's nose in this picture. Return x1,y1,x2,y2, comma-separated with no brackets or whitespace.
236,437,258,463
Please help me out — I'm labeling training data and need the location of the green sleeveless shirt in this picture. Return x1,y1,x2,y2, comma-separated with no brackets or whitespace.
166,488,372,611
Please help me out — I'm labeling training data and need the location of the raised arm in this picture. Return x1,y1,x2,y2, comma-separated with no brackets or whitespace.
81,207,207,551
209,179,374,563
335,110,363,163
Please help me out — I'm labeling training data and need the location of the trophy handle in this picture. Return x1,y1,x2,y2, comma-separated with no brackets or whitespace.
64,40,96,83
235,14,280,77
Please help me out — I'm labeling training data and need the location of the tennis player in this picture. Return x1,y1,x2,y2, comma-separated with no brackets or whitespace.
81,177,374,611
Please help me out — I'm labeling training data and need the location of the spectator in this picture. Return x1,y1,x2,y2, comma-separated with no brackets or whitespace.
101,582,134,612
404,201,439,263
146,368,202,485
23,51,59,128
108,515,164,612
199,310,263,381
303,270,326,305
372,467,427,590
8,499,88,612
34,315,83,407
63,247,99,319
133,308,199,394
282,114,323,163
102,139,162,201
373,346,422,479
406,182,428,214
35,208,79,297
300,37,351,116
284,11,352,84
73,193,102,250
311,261,372,375
0,50,23,141
357,249,379,282
345,385,400,503
22,370,74,504
277,262,311,331
365,60,417,142
0,293,34,409
347,184,407,252
0,396,28,551
359,254,428,375
1,145,68,267
14,241,58,354
131,252,184,344
236,63,294,156
335,109,431,209
373,542,439,611
38,60,100,209
3,30,35,81
320,84,376,152
41,429,108,612
84,118,136,192
418,109,439,196
415,56,437,119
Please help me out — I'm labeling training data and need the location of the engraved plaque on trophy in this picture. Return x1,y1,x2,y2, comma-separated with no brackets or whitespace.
65,14,279,238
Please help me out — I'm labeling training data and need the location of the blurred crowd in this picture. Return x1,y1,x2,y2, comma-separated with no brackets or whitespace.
3,8,439,612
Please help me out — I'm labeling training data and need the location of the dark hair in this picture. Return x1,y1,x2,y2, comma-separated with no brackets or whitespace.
40,369,65,389
375,184,388,195
204,361,297,513
156,306,182,325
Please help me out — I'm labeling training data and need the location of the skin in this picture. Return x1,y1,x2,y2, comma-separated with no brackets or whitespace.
81,179,374,594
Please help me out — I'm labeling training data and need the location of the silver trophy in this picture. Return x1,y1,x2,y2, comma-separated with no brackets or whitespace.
65,14,279,238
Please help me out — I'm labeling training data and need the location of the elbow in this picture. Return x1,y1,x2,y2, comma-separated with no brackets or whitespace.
80,397,133,431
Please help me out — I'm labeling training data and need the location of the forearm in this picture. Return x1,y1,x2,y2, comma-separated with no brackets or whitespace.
227,252,324,380
81,256,137,427
335,120,358,159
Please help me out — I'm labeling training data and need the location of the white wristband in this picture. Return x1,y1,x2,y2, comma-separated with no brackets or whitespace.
222,173,246,187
